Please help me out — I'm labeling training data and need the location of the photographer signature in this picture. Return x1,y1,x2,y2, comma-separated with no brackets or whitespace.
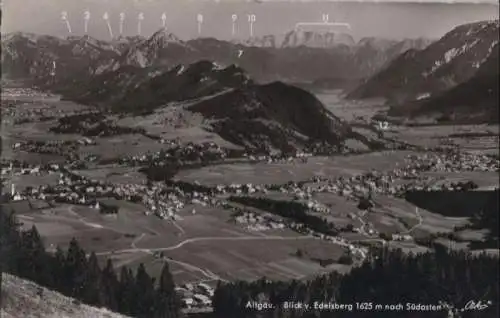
439,300,493,313
459,300,492,312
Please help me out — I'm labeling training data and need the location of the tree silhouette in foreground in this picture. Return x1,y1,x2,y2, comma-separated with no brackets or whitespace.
155,262,182,318
0,209,181,318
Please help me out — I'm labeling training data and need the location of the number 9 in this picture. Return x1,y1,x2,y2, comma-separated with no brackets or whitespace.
232,14,237,22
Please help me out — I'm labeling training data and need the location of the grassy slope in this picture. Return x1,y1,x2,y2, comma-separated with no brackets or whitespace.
1,273,130,318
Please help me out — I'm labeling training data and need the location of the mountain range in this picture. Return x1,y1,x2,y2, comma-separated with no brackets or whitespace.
4,29,409,153
2,20,498,152
348,19,499,122
66,60,252,113
240,30,357,48
60,59,373,153
186,80,360,153
1,29,433,86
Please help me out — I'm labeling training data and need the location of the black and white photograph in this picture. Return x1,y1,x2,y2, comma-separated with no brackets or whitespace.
0,0,499,317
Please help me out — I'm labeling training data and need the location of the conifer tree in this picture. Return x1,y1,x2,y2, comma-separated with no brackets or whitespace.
154,262,180,318
101,259,119,311
82,252,104,306
18,226,48,284
135,263,155,317
0,210,22,275
64,237,89,298
50,246,66,291
118,266,136,315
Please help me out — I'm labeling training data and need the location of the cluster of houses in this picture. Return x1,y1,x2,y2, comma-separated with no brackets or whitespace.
390,234,414,242
406,151,498,173
3,97,91,125
262,150,499,205
12,140,82,157
119,141,230,166
142,188,187,219
176,283,215,309
1,143,498,297
246,151,313,164
231,210,286,231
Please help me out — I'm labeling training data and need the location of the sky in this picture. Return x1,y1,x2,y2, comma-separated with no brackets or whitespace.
2,0,499,40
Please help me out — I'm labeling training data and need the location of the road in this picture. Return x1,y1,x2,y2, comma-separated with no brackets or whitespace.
103,235,315,282
95,235,317,256
136,245,225,282
172,220,186,235
403,206,423,234
351,200,425,247
131,233,146,249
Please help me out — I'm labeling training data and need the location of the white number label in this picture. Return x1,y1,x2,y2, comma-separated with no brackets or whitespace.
84,11,90,20
232,14,238,22
378,121,389,130
103,12,109,20
120,12,126,21
138,12,144,20
322,14,329,23
247,14,256,22
197,14,203,23
61,11,68,20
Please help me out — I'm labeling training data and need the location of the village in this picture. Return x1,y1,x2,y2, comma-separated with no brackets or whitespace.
2,145,497,251
2,95,499,311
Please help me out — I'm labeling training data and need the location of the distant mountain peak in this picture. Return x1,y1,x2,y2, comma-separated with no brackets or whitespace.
282,30,356,48
350,19,499,123
67,34,97,43
146,29,184,47
242,29,356,48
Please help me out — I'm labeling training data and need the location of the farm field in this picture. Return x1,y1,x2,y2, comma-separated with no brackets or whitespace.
175,151,419,186
421,170,499,189
2,88,498,292
4,173,60,192
73,166,147,185
6,198,348,285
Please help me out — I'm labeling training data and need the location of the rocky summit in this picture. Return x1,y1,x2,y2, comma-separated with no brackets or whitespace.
348,20,499,105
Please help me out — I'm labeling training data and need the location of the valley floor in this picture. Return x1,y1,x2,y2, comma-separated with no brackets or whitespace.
1,87,498,312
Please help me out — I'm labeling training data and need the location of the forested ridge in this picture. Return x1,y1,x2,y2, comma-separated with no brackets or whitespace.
1,207,498,318
213,246,499,318
0,210,181,318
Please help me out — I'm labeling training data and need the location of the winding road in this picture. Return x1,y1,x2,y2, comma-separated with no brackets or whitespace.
96,235,316,256
403,207,423,234
99,235,318,282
